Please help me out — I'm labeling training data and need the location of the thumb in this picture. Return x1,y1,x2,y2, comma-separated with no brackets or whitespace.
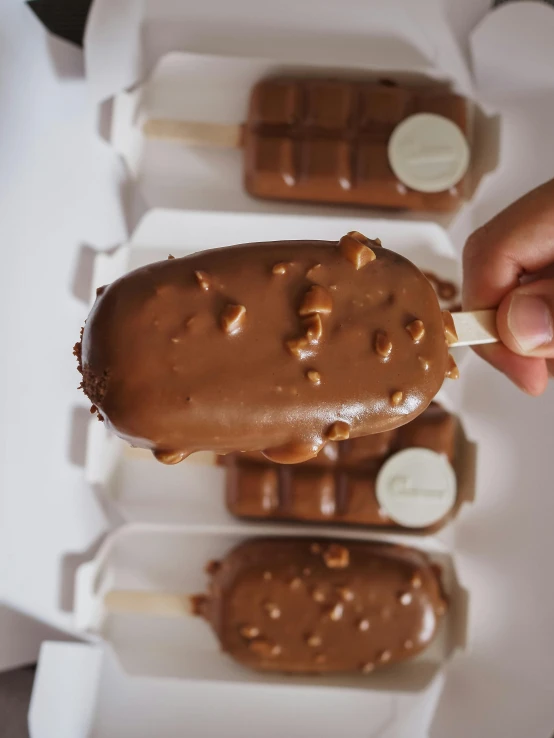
497,279,554,357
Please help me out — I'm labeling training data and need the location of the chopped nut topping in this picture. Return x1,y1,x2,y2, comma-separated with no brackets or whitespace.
337,587,355,603
411,574,422,589
339,233,377,269
239,625,260,639
361,662,375,673
220,304,246,335
375,330,393,359
299,285,333,316
306,263,322,280
194,270,210,291
406,319,425,343
323,544,350,569
264,602,281,619
204,560,221,576
346,230,372,245
286,337,311,359
445,354,460,380
442,310,458,345
306,370,321,385
306,634,322,648
272,262,291,275
326,421,350,441
378,649,392,664
303,314,323,344
327,602,344,621
310,543,322,554
249,639,282,658
358,618,370,632
290,577,303,590
312,587,326,603
390,391,403,406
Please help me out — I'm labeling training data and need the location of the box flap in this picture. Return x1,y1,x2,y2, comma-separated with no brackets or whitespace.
29,642,102,738
32,642,448,738
471,1,554,95
85,0,474,104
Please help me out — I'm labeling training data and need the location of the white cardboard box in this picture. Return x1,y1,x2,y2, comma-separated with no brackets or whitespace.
29,641,446,738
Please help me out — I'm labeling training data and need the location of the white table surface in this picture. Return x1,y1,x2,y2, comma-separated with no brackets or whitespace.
0,1,126,645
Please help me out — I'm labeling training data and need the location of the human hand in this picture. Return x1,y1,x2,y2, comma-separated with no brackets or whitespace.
463,178,554,395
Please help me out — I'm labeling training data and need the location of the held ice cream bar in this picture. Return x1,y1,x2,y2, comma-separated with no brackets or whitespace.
224,403,458,530
75,232,462,465
193,538,447,674
144,77,471,212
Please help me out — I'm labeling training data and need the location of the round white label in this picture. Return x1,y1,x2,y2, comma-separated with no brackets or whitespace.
387,113,470,193
376,448,457,528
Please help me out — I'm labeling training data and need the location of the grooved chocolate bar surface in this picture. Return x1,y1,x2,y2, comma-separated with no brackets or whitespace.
225,403,456,527
76,234,452,465
197,538,447,674
244,78,468,212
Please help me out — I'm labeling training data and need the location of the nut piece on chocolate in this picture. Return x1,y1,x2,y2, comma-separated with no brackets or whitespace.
75,236,449,464
196,538,447,674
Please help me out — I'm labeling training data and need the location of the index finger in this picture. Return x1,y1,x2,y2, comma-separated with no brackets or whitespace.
463,178,554,310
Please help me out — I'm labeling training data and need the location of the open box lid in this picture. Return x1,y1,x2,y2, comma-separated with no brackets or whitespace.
83,0,554,246
29,640,445,738
84,0,474,104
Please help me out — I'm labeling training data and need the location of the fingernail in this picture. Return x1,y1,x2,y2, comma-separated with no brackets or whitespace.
507,295,553,353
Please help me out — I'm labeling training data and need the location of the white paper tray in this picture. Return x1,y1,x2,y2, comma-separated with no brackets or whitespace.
73,523,468,693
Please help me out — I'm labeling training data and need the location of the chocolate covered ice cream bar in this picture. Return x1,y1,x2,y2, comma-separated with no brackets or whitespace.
245,78,469,212
75,232,460,465
144,78,470,213
195,537,447,674
224,403,457,528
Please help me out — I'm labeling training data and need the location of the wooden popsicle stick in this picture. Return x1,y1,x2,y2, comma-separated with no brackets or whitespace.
451,310,498,347
104,590,193,617
142,119,243,148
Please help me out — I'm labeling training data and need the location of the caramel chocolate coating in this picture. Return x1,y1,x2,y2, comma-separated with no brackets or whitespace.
76,235,449,463
244,78,468,212
225,403,456,527
196,538,447,674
